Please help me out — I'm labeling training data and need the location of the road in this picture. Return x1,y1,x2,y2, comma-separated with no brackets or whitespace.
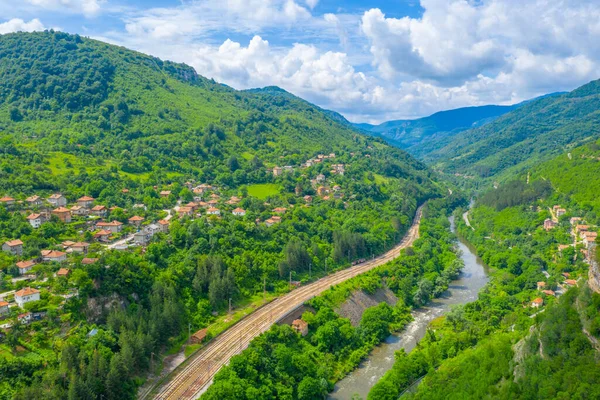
149,205,424,400
106,234,134,250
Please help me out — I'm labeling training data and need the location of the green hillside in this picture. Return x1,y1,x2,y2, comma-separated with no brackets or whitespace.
427,80,600,181
0,31,442,399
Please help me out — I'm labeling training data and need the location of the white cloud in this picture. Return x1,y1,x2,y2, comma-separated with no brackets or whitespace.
0,18,45,34
15,0,104,16
304,0,319,9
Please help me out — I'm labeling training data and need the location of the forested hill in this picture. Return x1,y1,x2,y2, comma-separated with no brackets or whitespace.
427,79,600,181
354,104,518,155
0,31,434,195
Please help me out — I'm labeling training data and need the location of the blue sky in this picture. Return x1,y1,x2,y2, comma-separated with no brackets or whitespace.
1,0,600,123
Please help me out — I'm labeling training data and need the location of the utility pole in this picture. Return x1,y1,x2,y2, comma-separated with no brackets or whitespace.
263,276,266,304
229,297,232,314
325,258,327,275
289,270,292,290
309,263,312,280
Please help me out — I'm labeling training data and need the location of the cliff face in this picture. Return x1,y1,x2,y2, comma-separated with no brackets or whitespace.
335,287,398,326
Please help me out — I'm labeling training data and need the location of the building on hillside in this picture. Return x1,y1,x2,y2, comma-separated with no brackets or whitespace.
273,207,287,214
0,301,8,316
537,281,546,290
134,230,150,246
177,206,193,217
14,287,40,308
94,230,112,242
82,257,99,265
303,195,313,203
273,167,283,177
232,208,246,216
56,268,70,278
90,205,107,217
317,186,328,197
2,239,23,256
207,207,220,216
128,216,145,226
159,190,172,198
77,196,95,208
544,219,557,231
265,216,282,227
157,220,170,233
70,205,89,216
542,290,556,296
70,242,90,254
26,195,43,207
16,259,36,275
556,208,566,217
575,225,589,235
564,279,578,287
48,194,67,207
531,297,544,308
41,250,67,262
96,221,123,234
291,319,309,336
26,213,45,228
0,197,15,207
52,207,72,223
583,232,598,246
331,164,345,175
189,328,208,344
570,217,582,226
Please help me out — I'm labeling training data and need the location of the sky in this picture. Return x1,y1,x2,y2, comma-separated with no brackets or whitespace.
1,0,600,124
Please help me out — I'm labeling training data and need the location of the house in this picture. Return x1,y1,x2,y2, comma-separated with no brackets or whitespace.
531,297,544,308
26,195,43,207
575,225,589,235
273,207,287,214
56,268,70,278
41,250,67,262
265,216,281,227
96,221,123,234
303,195,313,203
333,192,343,200
14,287,40,308
26,213,45,228
177,206,193,217
90,205,107,217
94,230,112,242
18,312,32,324
0,301,8,316
134,231,150,246
570,217,582,226
542,290,556,296
186,202,199,211
71,242,90,254
562,272,571,278
158,220,170,233
232,208,246,216
189,328,208,344
121,188,130,194
316,174,326,183
70,205,88,216
564,279,578,287
556,208,566,217
82,258,99,265
273,167,283,177
0,196,15,206
583,231,598,246
52,207,72,223
537,282,546,290
2,239,23,256
207,207,220,216
48,194,67,207
16,260,36,275
332,185,341,192
543,219,557,231
128,216,145,226
147,224,161,236
77,196,95,208
291,319,308,336
62,241,76,249
228,196,241,204
317,186,328,197
159,190,172,198
331,164,345,175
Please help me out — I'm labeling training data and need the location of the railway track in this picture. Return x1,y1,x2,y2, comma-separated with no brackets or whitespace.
150,205,423,400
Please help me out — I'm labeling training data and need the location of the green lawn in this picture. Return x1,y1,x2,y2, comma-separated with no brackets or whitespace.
247,183,281,199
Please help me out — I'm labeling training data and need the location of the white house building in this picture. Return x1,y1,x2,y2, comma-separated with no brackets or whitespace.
14,287,40,308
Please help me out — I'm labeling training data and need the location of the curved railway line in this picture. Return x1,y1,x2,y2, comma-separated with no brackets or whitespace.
150,205,424,400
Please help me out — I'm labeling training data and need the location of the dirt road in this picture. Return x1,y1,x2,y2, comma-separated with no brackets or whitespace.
150,205,424,400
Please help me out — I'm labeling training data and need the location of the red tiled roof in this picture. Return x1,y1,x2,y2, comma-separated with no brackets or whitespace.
82,258,99,264
15,287,40,297
128,216,145,222
4,239,23,247
78,196,95,201
16,260,36,269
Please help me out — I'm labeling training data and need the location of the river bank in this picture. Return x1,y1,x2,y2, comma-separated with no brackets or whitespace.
330,216,489,399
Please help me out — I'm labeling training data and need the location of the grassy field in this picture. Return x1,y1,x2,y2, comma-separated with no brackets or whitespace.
247,183,281,199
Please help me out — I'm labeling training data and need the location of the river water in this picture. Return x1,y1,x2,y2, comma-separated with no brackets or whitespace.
330,216,489,400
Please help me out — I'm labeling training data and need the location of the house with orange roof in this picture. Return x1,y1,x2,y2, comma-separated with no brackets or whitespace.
537,282,546,290
48,194,67,207
303,195,313,203
90,205,107,217
2,239,23,256
82,257,99,265
128,215,145,226
273,207,287,214
70,205,89,216
207,207,220,216
71,242,90,254
292,319,309,336
26,195,43,206
16,259,36,275
159,190,172,198
0,300,8,316
542,290,556,296
531,297,544,308
232,208,246,216
56,268,70,278
41,250,67,262
14,287,40,308
27,213,45,228
265,216,282,227
52,207,72,223
77,196,95,208
564,279,578,287
583,231,598,246
96,221,123,233
94,230,112,242
157,220,170,233
178,206,193,217
0,196,15,206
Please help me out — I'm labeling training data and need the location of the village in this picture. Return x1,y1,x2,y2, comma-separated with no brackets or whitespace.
531,204,597,310
0,154,350,329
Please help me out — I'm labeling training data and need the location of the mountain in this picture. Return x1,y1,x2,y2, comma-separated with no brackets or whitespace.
427,80,600,181
0,31,434,195
354,104,520,155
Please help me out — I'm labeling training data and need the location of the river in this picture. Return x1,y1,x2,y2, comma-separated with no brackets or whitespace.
330,216,489,400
